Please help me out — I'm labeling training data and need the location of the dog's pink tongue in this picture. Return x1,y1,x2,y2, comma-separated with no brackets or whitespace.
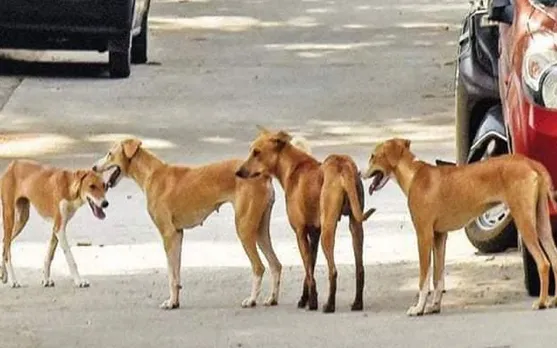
93,206,106,220
368,173,383,195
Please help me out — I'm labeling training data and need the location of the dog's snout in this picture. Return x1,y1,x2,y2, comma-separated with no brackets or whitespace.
101,200,109,209
235,167,248,178
92,165,98,172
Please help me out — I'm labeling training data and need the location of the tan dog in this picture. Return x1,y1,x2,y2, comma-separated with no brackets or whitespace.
92,138,281,310
1,160,108,288
236,127,375,313
362,138,557,316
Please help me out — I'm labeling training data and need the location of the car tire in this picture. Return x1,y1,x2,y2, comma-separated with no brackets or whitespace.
465,213,517,253
522,238,556,296
109,35,131,79
131,14,148,64
464,135,517,253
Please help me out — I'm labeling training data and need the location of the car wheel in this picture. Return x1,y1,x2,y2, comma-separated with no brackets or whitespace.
109,36,131,79
521,237,556,297
464,140,518,253
465,204,517,253
131,14,148,64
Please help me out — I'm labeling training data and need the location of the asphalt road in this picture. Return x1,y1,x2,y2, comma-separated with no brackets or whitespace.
3,0,557,347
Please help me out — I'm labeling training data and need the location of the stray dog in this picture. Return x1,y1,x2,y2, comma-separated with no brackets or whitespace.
362,138,557,315
1,160,108,288
236,127,375,313
92,138,281,310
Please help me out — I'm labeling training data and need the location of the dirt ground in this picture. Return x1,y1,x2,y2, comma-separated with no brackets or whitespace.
0,247,531,348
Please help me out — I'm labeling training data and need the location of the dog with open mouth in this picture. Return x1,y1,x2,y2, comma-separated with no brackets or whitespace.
362,138,557,315
92,138,282,310
0,160,109,288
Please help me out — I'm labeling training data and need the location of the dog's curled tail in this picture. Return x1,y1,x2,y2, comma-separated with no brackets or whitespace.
340,163,376,223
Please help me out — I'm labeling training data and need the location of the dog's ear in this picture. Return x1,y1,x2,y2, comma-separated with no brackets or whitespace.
122,138,142,159
256,125,271,134
69,170,88,200
272,130,292,150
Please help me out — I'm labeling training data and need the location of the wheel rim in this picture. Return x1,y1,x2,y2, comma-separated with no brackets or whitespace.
475,203,510,231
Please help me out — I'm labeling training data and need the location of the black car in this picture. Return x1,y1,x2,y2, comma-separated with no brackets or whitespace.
0,0,151,78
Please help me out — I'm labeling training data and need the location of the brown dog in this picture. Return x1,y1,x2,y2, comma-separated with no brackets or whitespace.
1,160,108,288
92,138,281,310
236,127,375,313
362,138,557,315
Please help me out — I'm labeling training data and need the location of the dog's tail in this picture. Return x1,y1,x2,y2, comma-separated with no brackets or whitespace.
290,136,312,155
531,161,557,212
340,163,376,223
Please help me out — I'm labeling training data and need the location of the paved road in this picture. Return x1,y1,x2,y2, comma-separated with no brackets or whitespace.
3,0,555,347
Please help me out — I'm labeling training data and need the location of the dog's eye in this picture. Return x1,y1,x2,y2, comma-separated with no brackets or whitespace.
253,149,260,157
89,184,96,190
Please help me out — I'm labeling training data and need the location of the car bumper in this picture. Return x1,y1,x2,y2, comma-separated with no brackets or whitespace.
514,101,557,215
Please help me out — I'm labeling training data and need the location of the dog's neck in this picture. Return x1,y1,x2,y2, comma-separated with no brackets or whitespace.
127,148,165,191
392,149,423,196
274,144,319,189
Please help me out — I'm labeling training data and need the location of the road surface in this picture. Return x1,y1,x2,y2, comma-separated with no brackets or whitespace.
2,0,556,347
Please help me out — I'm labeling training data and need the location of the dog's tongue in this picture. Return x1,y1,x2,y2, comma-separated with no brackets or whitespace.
92,205,106,220
368,172,384,195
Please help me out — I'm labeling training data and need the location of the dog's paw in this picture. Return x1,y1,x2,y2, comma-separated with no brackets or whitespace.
297,297,308,309
160,299,180,310
406,305,425,317
263,296,278,306
322,302,335,313
424,303,441,315
532,299,549,310
308,298,318,311
11,281,21,289
75,280,90,288
548,297,557,308
42,279,55,288
241,297,257,308
0,267,7,284
351,301,363,311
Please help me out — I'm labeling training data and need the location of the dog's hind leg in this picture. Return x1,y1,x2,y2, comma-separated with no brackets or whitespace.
534,187,557,308
2,200,19,288
407,219,434,316
510,197,550,310
426,232,447,314
256,203,282,306
348,215,364,311
42,231,58,287
320,186,343,313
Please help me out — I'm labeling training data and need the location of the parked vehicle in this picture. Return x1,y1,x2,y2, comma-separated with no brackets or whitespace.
0,0,151,78
455,0,557,295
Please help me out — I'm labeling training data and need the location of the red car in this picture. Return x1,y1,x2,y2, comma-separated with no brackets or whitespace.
455,0,557,295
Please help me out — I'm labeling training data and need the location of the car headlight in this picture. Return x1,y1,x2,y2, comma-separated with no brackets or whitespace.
523,43,557,109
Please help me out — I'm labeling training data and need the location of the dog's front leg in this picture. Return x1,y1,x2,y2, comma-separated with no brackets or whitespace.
56,222,89,288
407,224,433,317
160,229,183,310
295,231,318,310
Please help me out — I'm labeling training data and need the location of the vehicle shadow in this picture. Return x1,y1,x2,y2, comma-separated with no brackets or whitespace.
0,56,109,79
